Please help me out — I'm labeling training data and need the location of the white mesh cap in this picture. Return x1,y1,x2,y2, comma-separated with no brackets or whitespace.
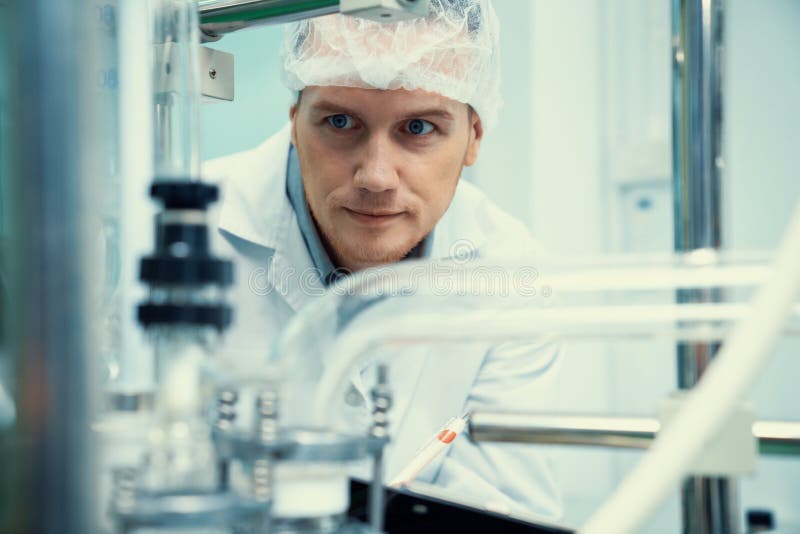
280,0,502,130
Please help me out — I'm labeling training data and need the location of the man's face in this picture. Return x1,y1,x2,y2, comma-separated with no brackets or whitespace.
290,86,483,272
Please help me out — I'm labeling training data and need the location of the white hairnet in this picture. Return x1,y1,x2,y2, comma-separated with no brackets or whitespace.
280,0,502,130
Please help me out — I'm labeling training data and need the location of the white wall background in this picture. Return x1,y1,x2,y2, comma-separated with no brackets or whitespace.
201,26,287,159
201,1,800,530
726,1,800,529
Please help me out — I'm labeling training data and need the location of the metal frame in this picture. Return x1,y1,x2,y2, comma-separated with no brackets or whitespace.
198,0,341,39
198,0,429,40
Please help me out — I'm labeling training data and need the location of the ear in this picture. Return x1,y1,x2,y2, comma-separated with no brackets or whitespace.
463,110,484,167
289,103,298,146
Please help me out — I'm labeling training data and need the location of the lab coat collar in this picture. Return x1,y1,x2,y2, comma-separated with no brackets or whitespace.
217,122,294,251
217,122,325,311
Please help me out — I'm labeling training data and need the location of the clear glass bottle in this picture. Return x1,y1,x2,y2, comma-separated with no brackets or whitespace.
139,329,218,493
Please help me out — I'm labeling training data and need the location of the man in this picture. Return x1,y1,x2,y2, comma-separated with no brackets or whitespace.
205,0,561,520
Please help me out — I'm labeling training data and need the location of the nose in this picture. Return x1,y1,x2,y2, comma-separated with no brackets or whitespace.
353,133,400,193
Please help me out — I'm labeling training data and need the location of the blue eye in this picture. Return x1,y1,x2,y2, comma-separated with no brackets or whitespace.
327,114,355,129
406,119,434,135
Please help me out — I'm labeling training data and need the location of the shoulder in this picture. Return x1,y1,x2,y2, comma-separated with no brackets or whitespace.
203,122,292,184
445,180,544,258
202,123,293,248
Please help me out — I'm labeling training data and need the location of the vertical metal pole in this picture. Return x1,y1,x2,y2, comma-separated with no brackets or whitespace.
2,0,103,532
671,0,738,533
369,364,392,533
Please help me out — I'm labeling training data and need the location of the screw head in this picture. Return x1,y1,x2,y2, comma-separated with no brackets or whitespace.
209,67,217,79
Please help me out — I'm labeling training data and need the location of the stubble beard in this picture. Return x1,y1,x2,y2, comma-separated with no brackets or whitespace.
310,208,421,272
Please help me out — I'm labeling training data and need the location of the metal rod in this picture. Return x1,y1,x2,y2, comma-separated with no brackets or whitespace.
198,0,339,39
370,451,386,532
468,413,800,458
671,0,731,530
469,413,659,450
369,364,392,533
672,0,725,255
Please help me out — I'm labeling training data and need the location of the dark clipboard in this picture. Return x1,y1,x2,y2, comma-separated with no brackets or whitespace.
348,479,574,533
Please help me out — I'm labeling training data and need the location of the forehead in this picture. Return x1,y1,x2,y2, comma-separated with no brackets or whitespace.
300,86,467,118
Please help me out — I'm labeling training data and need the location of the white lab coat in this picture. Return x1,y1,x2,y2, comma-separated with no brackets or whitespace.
203,123,563,521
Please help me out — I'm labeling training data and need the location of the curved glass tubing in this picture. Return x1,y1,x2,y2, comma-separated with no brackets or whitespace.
239,250,800,429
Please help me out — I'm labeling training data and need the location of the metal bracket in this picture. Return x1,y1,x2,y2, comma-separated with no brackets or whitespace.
153,44,234,102
200,46,234,102
660,392,757,476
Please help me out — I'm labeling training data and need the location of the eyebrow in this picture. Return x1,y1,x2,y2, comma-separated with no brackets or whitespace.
309,100,361,117
309,100,456,122
401,108,456,121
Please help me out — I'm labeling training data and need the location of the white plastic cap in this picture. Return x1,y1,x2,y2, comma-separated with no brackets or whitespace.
280,0,503,130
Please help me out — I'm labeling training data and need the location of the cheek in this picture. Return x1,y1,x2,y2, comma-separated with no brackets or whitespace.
298,139,351,200
405,149,463,216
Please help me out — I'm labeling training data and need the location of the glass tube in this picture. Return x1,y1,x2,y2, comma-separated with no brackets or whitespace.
151,0,201,180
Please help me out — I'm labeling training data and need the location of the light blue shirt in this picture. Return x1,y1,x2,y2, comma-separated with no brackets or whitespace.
285,145,431,286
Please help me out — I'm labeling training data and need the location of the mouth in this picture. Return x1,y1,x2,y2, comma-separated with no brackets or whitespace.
343,207,406,227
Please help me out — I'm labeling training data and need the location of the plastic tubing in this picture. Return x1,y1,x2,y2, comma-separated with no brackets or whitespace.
581,200,800,533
